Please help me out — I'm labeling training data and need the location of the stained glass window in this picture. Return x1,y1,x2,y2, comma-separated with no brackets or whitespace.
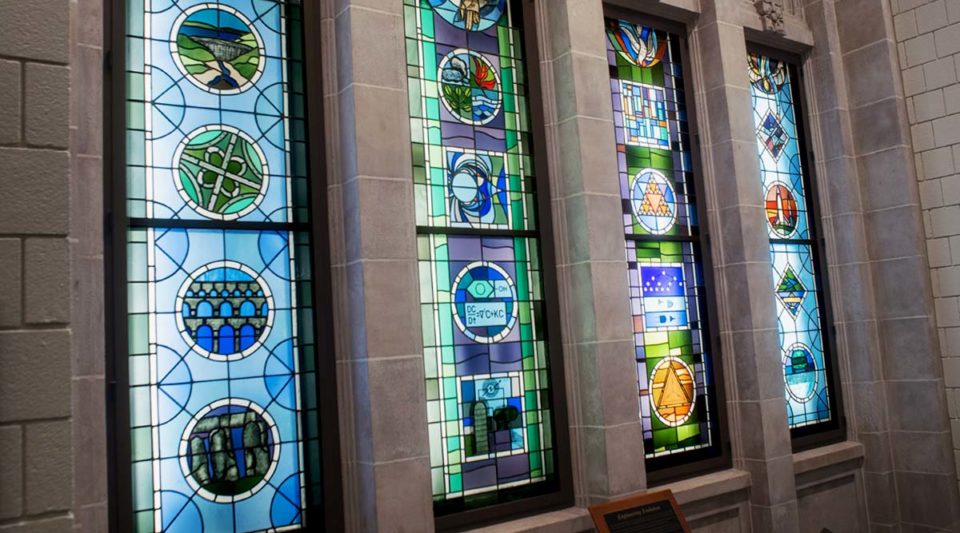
124,1,321,531
748,52,834,428
605,19,721,462
404,0,560,512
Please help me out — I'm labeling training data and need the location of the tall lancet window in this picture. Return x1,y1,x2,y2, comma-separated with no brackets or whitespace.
748,51,840,433
604,15,724,470
117,2,329,531
403,0,568,518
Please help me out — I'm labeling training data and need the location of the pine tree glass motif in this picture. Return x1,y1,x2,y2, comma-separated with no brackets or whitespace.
605,19,719,460
125,2,319,531
405,0,558,510
748,52,832,427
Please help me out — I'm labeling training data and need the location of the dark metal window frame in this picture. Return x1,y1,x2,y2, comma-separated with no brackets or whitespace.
431,0,575,529
103,0,344,530
745,42,846,451
602,5,732,484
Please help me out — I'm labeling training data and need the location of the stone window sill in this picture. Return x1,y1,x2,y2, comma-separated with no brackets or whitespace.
468,469,752,532
467,506,593,533
655,468,752,505
793,440,865,476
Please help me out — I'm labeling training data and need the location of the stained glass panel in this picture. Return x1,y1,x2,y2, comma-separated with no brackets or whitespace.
126,0,308,224
405,0,559,510
748,52,833,428
606,18,720,460
124,1,318,531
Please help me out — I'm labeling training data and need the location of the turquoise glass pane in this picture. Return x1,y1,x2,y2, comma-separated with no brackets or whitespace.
405,0,559,511
749,53,833,428
605,19,719,459
406,1,537,232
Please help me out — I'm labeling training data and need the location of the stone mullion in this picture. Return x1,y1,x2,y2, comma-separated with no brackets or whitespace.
691,1,799,530
539,0,647,504
327,1,433,531
832,0,960,528
800,0,900,528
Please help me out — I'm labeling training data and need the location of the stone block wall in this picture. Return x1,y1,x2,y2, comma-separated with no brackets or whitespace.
0,0,106,531
891,0,960,493
0,0,958,532
0,0,75,531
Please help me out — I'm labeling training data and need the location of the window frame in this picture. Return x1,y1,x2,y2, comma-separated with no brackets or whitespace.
427,0,575,529
745,42,846,451
103,0,344,530
602,5,732,484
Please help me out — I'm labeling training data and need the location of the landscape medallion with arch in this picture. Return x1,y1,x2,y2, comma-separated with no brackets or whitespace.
176,261,274,361
171,4,266,95
438,49,502,126
174,125,270,221
179,399,281,503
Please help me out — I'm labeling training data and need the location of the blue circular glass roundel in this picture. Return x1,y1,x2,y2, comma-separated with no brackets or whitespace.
452,261,518,344
783,343,818,403
177,262,273,360
179,400,280,502
447,152,506,225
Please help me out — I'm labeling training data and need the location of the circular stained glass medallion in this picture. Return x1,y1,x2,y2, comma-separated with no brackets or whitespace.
179,399,280,502
448,151,505,226
764,182,799,238
171,5,265,94
649,357,697,427
783,343,818,403
438,49,502,126
426,0,506,31
630,169,677,235
452,261,518,344
176,261,274,361
748,53,787,95
174,126,269,220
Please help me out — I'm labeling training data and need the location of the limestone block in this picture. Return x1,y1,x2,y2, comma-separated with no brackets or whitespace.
25,420,72,514
24,63,69,149
0,425,23,519
0,60,21,145
917,0,950,34
923,56,958,90
0,330,71,422
0,239,22,327
0,0,70,63
24,238,70,324
0,148,68,235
